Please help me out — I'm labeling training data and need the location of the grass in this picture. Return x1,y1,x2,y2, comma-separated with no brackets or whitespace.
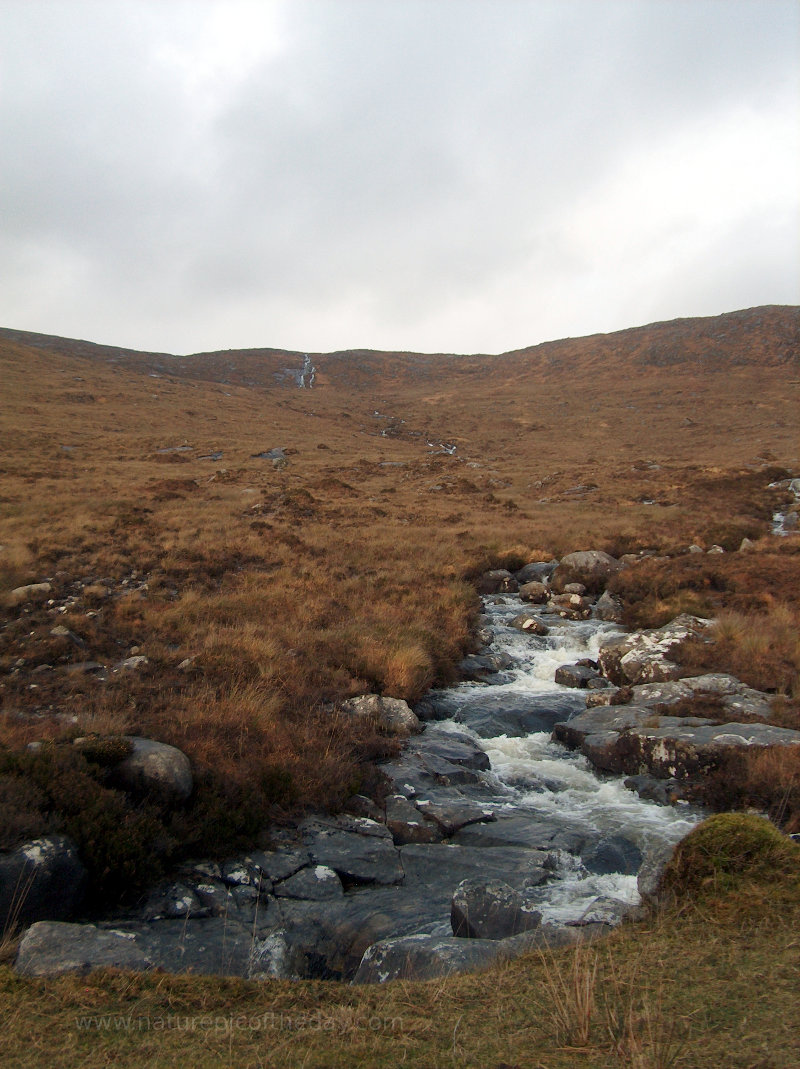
0,841,798,1067
0,310,798,1062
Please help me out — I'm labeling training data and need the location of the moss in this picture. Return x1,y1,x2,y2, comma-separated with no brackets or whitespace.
659,813,800,900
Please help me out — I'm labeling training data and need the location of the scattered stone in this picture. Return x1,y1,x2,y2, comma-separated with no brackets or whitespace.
7,582,52,608
549,593,593,620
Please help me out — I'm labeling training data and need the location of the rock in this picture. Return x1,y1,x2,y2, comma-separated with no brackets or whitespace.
563,582,587,595
247,849,310,884
624,774,684,805
581,836,642,876
340,695,421,736
518,581,549,604
303,825,403,886
553,704,800,779
273,865,344,901
585,687,621,707
630,674,773,720
459,651,514,681
708,545,725,554
414,800,496,837
116,655,149,671
688,544,705,554
515,561,558,584
15,922,152,977
595,590,624,623
406,733,491,772
6,582,52,607
343,795,385,822
0,836,87,931
548,593,593,620
597,614,714,686
354,925,587,984
114,737,193,803
551,551,622,594
573,897,639,926
739,537,756,552
509,613,550,636
637,842,678,904
475,570,519,594
555,664,600,689
139,883,209,920
450,878,542,939
385,795,442,845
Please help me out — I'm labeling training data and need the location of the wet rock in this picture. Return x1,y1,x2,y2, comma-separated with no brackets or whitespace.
585,687,622,707
475,570,519,595
451,878,542,939
273,865,344,901
414,799,496,837
551,551,622,594
555,664,600,688
385,795,442,845
549,593,593,620
407,733,491,772
509,613,550,636
598,614,714,686
554,705,800,779
518,581,549,604
637,842,678,905
459,651,514,681
572,897,639,926
515,561,558,584
340,694,421,736
0,836,87,931
581,836,642,876
595,590,625,623
302,824,403,886
114,737,193,803
624,774,684,806
453,814,584,855
15,922,153,977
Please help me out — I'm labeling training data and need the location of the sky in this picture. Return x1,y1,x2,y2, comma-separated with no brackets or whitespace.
1,0,798,356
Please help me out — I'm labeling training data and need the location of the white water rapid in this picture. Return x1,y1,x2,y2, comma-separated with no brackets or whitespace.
426,594,701,924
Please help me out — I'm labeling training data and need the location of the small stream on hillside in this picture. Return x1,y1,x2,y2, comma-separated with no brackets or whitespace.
415,594,700,924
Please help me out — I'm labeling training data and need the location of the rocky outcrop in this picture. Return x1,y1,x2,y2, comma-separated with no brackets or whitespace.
597,614,713,685
553,705,800,779
0,836,87,931
450,878,542,939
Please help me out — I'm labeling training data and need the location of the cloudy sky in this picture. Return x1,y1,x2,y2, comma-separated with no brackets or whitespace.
1,1,797,356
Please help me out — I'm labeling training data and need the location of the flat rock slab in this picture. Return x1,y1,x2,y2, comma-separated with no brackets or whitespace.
400,843,549,898
16,922,153,977
273,865,344,901
453,814,586,855
554,706,800,778
354,925,589,984
302,827,403,886
414,799,496,836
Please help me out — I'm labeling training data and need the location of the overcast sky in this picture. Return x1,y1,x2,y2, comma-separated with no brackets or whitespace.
1,1,797,356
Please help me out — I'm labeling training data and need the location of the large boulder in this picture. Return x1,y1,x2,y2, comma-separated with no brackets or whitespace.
0,836,87,931
114,737,193,803
340,695,421,736
518,581,550,604
6,582,52,608
597,614,713,686
450,878,542,940
551,551,622,594
475,570,519,594
509,613,550,636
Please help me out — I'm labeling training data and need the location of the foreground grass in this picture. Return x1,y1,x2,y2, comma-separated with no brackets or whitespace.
0,880,798,1068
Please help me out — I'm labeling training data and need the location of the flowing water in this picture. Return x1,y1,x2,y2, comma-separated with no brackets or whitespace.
422,594,701,923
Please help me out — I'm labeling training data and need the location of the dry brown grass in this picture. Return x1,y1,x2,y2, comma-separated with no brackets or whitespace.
0,311,798,890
